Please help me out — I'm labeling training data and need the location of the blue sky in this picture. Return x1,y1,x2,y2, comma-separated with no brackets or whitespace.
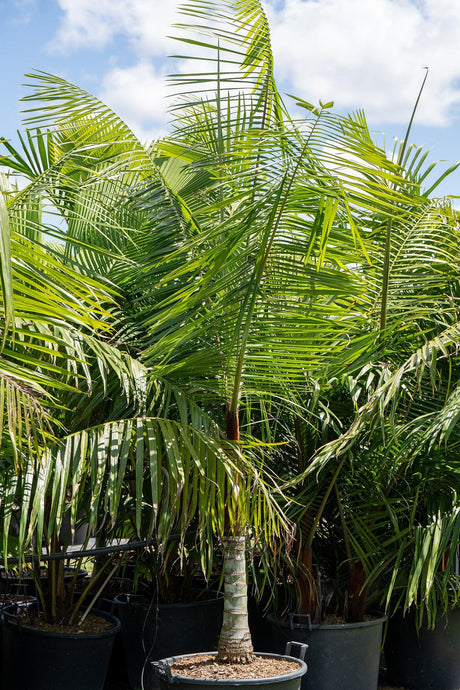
2,0,460,198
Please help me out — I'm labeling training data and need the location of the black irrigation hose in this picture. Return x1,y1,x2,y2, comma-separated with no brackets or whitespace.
2,534,182,566
141,578,160,690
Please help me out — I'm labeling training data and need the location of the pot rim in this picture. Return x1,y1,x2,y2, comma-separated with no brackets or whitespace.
114,589,224,609
267,612,387,632
153,651,307,685
1,604,121,639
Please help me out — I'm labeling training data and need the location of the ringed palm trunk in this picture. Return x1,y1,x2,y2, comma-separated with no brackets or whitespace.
217,535,254,662
217,406,254,663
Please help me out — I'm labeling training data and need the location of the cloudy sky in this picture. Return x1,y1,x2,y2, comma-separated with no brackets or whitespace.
2,0,460,196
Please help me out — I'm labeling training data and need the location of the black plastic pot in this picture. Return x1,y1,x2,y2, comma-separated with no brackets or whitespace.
0,566,87,596
1,604,121,690
385,607,460,689
114,590,224,689
152,646,308,690
97,578,151,686
247,580,296,654
269,612,386,690
76,575,150,610
0,594,37,611
248,593,274,652
0,598,37,690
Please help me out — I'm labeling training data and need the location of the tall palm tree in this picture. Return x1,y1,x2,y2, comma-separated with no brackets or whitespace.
0,0,425,661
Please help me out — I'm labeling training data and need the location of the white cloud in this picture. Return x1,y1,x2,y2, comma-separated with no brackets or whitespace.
49,0,460,127
52,0,179,57
99,62,169,142
264,0,460,125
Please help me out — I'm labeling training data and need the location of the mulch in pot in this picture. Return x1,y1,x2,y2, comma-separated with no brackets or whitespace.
170,654,301,680
19,611,116,634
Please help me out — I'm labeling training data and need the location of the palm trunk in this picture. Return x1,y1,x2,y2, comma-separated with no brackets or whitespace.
295,540,316,618
217,402,255,663
348,561,366,623
217,535,254,663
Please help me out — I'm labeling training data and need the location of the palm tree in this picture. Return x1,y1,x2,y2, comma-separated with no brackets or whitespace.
0,0,423,662
0,172,130,462
293,183,460,627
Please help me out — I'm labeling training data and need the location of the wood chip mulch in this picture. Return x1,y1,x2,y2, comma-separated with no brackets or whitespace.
20,612,115,634
171,654,302,680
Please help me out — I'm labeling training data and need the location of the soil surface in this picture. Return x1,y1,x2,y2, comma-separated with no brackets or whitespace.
20,611,115,634
171,654,302,680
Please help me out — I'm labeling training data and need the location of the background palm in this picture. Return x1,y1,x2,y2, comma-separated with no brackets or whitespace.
290,174,460,625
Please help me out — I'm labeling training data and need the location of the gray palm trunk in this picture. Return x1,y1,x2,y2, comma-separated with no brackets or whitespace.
217,536,254,663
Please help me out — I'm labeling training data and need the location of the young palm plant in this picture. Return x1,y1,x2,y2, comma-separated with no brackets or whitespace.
250,60,460,626
294,191,460,628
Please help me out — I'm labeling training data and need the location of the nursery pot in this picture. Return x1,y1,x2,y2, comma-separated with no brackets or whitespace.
0,566,87,596
114,590,224,689
247,581,291,653
152,644,308,690
0,598,36,690
248,592,274,652
1,604,121,690
0,581,37,611
269,612,386,690
384,607,460,689
96,577,150,685
79,575,150,610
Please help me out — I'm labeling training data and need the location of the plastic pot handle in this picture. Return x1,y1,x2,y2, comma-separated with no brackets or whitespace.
288,612,312,631
285,641,308,662
3,610,22,629
152,661,173,685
